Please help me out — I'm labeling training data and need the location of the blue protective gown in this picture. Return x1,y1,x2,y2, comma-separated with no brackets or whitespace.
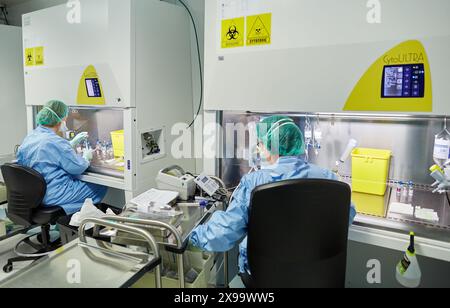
190,157,357,274
17,126,107,215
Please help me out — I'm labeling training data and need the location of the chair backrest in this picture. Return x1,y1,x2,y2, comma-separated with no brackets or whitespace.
0,163,47,227
247,179,351,288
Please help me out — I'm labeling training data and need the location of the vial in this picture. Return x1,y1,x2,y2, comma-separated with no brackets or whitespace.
408,181,414,195
396,181,403,197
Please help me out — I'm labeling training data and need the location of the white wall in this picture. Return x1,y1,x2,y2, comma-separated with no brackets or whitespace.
0,25,27,156
182,0,205,173
6,0,206,172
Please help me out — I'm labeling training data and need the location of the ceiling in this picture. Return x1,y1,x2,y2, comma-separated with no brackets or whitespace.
1,0,30,7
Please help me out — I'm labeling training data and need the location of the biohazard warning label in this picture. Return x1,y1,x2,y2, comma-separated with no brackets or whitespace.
25,46,45,66
247,13,272,46
25,48,35,66
221,17,245,48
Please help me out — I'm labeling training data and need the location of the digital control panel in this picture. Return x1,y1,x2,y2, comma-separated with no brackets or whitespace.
195,173,220,197
85,78,102,98
382,64,425,98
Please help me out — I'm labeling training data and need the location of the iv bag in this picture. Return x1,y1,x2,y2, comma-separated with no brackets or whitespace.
433,128,450,167
313,120,322,156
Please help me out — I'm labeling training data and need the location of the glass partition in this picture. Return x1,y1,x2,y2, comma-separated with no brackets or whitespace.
67,108,125,179
33,107,125,179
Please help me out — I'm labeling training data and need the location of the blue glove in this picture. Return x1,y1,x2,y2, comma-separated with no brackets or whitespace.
70,132,89,148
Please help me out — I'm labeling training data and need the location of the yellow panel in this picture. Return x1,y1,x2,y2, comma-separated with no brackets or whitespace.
246,13,272,46
221,17,245,48
34,47,44,66
25,48,35,66
344,40,432,112
77,65,106,105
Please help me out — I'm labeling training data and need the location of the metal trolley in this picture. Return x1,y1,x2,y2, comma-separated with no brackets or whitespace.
0,218,162,288
104,202,219,288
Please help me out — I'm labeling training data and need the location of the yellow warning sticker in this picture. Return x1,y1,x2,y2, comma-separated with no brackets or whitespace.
25,48,35,66
221,17,245,49
25,46,45,66
34,47,44,66
247,13,272,46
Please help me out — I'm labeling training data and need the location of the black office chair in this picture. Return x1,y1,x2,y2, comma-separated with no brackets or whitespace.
0,163,66,273
241,179,351,288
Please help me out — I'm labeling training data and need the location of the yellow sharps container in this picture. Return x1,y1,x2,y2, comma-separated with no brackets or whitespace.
351,148,392,196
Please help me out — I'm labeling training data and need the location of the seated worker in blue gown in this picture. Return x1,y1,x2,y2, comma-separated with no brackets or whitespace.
190,115,357,276
17,100,108,215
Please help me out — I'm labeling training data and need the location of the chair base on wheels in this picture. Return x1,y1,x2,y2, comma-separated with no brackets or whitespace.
3,224,62,273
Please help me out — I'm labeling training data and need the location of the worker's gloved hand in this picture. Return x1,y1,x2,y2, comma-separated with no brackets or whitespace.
83,149,94,162
70,132,89,148
186,235,203,253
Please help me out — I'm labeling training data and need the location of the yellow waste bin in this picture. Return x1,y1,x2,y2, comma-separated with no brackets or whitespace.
351,191,388,218
110,130,124,158
351,148,392,196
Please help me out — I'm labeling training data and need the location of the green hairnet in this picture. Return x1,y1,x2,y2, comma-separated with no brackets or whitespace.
256,116,305,157
36,100,69,126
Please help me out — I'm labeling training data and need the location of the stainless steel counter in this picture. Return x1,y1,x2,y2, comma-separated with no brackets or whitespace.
0,237,159,288
87,165,125,179
87,157,125,179
352,184,449,243
348,183,450,262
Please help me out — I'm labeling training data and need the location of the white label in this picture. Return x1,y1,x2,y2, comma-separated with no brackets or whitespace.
315,131,323,140
434,138,450,160
304,131,312,139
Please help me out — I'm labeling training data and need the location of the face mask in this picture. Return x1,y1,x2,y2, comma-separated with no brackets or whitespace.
256,144,277,169
59,120,68,133
249,144,261,169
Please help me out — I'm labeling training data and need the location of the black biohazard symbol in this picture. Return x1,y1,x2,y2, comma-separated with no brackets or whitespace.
226,25,240,41
27,53,33,63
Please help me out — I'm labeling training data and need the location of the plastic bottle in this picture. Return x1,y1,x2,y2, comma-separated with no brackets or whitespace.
304,118,313,161
400,182,409,203
396,232,422,288
101,141,107,160
95,140,102,157
199,200,208,216
408,181,414,198
84,139,90,151
313,118,322,156
402,182,408,197
433,122,450,167
396,181,403,197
